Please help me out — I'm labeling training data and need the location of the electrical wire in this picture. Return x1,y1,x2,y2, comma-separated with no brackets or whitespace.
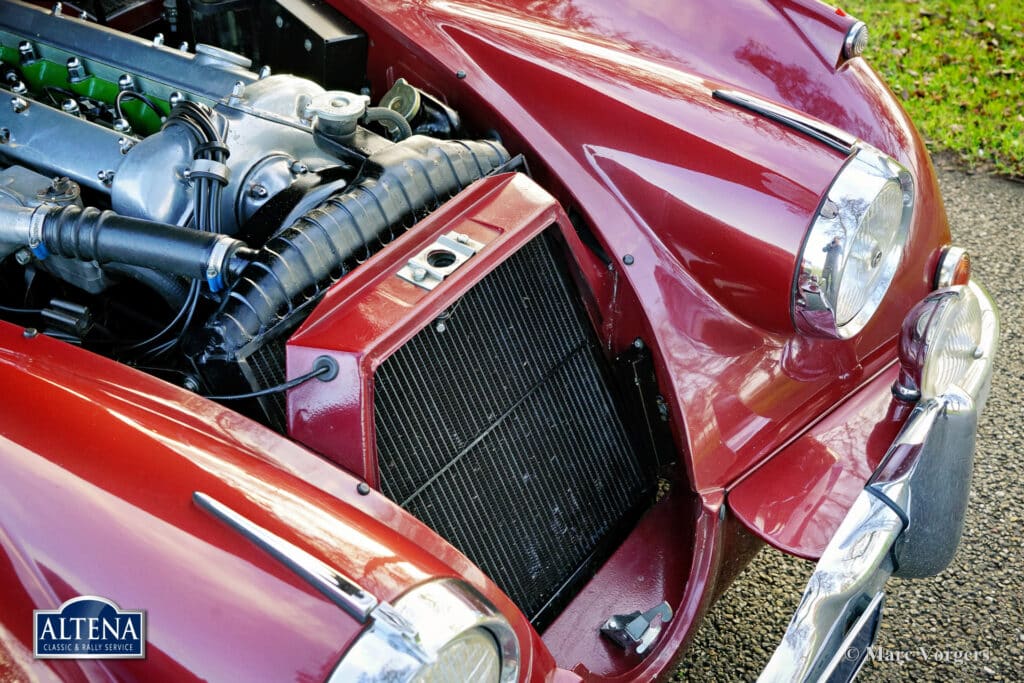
201,362,334,401
0,303,43,315
114,90,162,121
119,280,200,352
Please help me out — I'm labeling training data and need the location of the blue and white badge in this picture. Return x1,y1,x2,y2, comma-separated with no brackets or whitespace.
34,596,146,659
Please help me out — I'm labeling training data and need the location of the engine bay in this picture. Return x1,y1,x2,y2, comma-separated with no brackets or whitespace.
0,0,509,425
0,0,681,632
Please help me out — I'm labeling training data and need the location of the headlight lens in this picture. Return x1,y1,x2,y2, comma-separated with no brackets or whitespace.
793,145,914,339
329,579,519,683
413,627,501,682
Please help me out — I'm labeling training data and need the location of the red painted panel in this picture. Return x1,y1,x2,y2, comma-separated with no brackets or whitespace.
728,363,914,558
329,0,949,499
0,323,553,680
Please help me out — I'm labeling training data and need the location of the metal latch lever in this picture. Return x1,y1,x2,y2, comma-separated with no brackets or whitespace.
600,600,673,655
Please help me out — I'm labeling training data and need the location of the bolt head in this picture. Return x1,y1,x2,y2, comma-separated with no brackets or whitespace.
303,38,313,52
14,249,32,265
412,267,427,282
10,96,29,113
206,266,218,279
23,327,38,339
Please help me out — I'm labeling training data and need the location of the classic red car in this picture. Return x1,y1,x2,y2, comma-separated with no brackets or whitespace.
0,0,998,680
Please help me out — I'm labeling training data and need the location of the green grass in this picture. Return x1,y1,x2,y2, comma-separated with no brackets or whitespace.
847,0,1024,176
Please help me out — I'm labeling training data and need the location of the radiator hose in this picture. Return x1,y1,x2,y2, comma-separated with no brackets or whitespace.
0,203,254,291
199,134,509,360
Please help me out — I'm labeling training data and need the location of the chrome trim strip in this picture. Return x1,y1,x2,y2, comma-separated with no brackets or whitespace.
712,90,857,154
192,492,379,622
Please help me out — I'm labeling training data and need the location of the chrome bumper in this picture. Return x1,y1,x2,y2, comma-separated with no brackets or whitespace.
760,281,999,683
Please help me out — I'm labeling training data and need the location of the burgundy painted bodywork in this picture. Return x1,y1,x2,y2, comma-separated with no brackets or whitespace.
324,0,948,498
0,0,957,680
0,324,553,681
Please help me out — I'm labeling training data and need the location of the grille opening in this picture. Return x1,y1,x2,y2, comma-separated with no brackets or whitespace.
374,228,661,628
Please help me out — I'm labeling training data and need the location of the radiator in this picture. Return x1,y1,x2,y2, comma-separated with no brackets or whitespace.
374,231,654,627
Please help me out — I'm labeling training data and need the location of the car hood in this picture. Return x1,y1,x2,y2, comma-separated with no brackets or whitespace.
0,321,525,681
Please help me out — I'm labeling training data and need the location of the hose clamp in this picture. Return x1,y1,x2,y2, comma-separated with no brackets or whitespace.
205,234,236,292
28,204,53,259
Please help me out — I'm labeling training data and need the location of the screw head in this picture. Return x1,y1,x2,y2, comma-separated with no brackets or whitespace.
0,127,10,144
117,73,135,91
11,96,29,113
206,266,218,279
622,254,635,265
411,267,427,282
275,15,284,28
248,183,268,199
259,65,272,79
356,482,371,495
14,249,32,265
456,69,467,79
303,38,313,52
152,33,164,47
231,81,245,98
169,91,185,107
290,160,308,175
23,327,38,339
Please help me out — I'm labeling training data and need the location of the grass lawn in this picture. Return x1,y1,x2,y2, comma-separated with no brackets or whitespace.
847,0,1024,177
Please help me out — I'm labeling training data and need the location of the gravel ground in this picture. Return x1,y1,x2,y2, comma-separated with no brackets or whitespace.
674,159,1024,682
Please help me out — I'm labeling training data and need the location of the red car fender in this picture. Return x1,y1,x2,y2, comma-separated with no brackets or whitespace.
329,0,949,537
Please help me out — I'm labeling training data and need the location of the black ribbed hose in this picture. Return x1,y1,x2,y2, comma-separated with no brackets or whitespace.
200,135,509,360
39,206,254,284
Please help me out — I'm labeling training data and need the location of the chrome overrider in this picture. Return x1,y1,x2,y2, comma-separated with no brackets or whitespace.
759,280,998,683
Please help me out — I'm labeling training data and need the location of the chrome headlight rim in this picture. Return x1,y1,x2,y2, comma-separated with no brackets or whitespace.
328,578,520,683
792,143,914,340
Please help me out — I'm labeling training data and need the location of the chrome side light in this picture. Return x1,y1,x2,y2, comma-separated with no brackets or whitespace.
793,145,914,339
896,284,994,401
844,21,869,59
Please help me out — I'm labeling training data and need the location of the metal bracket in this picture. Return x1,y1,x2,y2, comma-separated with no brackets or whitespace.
397,231,483,291
600,601,673,655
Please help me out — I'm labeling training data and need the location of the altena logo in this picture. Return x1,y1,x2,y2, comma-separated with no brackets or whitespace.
33,596,146,659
